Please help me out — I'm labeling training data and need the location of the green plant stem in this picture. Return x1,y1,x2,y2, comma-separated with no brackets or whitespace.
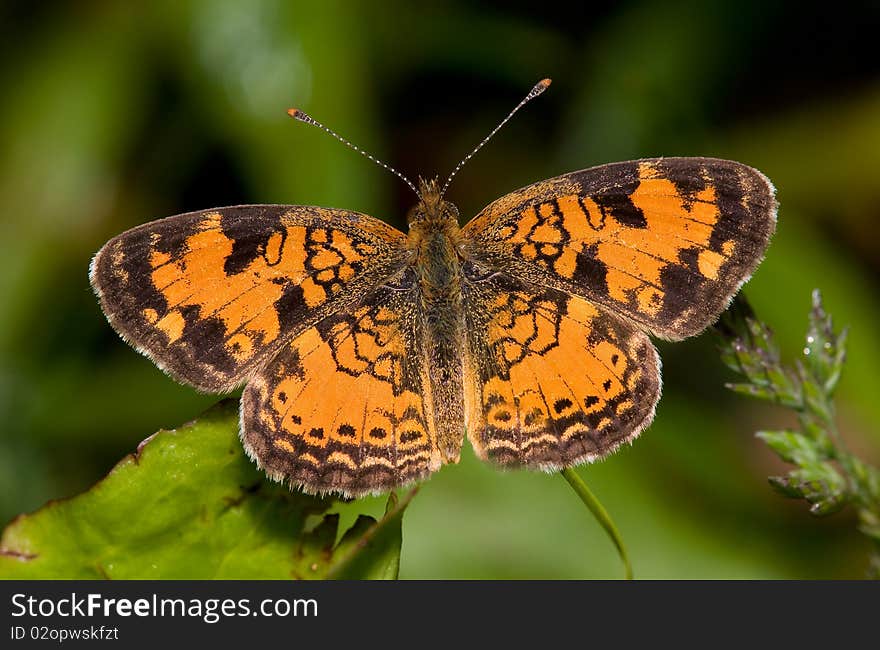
561,468,632,580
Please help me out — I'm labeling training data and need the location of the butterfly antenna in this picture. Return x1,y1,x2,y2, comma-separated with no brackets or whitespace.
440,78,551,197
288,107,420,198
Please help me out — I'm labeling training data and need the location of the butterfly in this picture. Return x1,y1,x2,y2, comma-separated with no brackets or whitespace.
90,79,776,497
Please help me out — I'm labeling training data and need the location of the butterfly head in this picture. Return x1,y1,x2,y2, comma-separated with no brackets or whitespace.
407,177,460,228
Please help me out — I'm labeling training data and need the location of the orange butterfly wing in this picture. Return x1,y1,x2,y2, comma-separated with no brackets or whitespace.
462,157,776,340
91,205,408,392
458,157,775,467
241,277,442,496
461,271,660,468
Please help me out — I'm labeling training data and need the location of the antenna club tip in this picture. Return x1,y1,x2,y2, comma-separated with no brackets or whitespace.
526,78,552,99
287,107,305,120
531,78,552,95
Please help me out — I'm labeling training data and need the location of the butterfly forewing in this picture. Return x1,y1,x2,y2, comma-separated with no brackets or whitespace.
461,157,777,340
90,205,409,393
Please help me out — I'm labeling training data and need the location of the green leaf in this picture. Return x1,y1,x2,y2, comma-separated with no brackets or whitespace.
0,400,408,579
763,366,802,405
798,363,835,424
730,339,770,384
799,290,850,396
768,476,806,499
824,327,848,395
787,463,849,516
768,466,848,516
726,382,779,402
717,302,803,408
326,489,417,580
756,430,824,465
806,493,848,516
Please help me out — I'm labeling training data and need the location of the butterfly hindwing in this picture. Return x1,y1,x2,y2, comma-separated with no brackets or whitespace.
461,269,660,469
90,205,408,392
241,277,443,496
461,157,777,340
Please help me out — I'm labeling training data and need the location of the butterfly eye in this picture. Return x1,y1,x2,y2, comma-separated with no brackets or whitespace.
406,205,425,225
444,201,460,222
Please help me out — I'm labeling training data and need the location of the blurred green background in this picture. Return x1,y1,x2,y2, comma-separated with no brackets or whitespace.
1,0,878,578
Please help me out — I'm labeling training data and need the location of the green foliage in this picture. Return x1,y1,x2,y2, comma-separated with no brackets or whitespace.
717,291,880,576
0,401,408,580
327,489,415,579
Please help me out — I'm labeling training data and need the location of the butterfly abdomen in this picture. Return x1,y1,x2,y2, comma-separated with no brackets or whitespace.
407,201,467,462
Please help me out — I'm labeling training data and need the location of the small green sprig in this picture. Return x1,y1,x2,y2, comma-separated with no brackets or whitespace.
716,290,880,577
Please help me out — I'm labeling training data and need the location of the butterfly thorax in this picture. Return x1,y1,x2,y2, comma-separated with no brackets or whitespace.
406,179,464,306
405,178,466,461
